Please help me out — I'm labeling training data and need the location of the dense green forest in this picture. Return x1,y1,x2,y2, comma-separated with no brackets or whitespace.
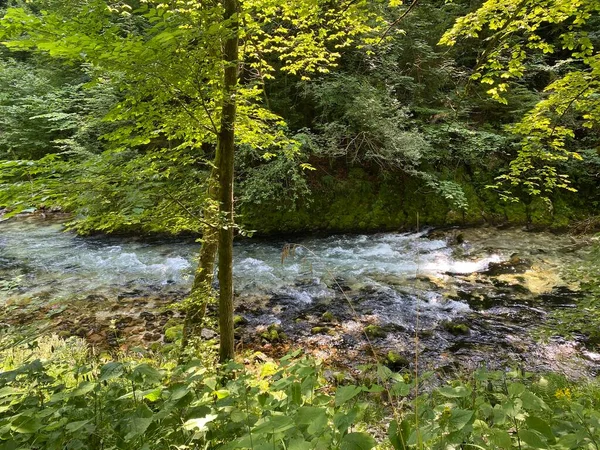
0,0,599,448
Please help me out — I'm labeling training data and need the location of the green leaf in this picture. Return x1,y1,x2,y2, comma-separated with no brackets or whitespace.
335,385,363,406
508,382,526,396
525,416,554,442
340,432,377,450
389,419,411,450
0,387,20,399
521,391,548,411
99,362,124,382
65,420,91,433
450,409,473,431
489,429,512,449
296,407,328,435
124,404,154,441
144,388,162,402
132,364,162,383
519,429,547,448
183,414,218,433
10,416,42,434
288,438,312,450
72,381,97,396
334,408,358,434
253,415,295,435
437,385,471,398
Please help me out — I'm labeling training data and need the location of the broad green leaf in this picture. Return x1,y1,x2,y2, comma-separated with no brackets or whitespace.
335,385,363,406
132,364,162,383
389,419,411,450
288,438,312,450
526,416,554,441
519,429,547,448
340,432,377,450
72,381,97,396
0,387,20,399
489,429,512,449
521,391,548,411
10,416,41,434
334,408,358,434
183,414,218,433
508,382,526,396
450,409,473,431
213,389,230,399
124,404,154,441
296,407,328,435
65,420,91,433
253,415,295,435
99,362,124,382
437,385,471,398
144,388,162,402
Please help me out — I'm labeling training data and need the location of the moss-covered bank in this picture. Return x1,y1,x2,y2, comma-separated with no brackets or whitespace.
240,167,589,235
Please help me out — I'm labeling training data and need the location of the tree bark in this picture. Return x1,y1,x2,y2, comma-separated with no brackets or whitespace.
217,0,239,362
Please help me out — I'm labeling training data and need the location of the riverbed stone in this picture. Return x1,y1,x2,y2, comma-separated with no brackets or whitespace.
201,328,217,340
140,311,156,322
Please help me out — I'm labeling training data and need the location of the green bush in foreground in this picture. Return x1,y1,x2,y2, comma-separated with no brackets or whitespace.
0,335,598,449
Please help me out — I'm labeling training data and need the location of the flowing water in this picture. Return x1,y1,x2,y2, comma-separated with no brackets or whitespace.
1,216,598,376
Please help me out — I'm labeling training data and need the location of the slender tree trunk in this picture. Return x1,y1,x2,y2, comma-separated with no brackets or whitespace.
217,0,239,362
179,167,219,355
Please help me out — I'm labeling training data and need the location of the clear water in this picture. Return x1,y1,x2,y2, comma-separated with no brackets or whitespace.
0,218,500,308
1,216,597,374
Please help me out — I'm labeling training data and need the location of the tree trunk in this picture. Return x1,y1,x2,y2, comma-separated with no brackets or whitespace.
217,0,239,362
179,167,219,355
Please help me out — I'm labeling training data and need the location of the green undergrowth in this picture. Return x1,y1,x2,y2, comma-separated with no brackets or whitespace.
0,333,599,449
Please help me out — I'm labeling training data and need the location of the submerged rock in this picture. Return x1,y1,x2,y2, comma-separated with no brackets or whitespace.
482,256,532,276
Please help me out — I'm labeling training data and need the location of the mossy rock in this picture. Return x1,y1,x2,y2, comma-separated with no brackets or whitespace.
163,317,182,331
311,326,335,336
321,311,335,323
164,324,184,343
385,351,409,371
233,315,248,326
364,324,386,339
443,321,470,335
260,324,286,342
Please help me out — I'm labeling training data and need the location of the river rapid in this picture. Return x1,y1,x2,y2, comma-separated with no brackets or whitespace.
1,216,598,376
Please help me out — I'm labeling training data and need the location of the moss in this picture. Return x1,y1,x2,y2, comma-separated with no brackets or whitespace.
321,311,335,323
385,351,409,371
239,167,593,235
311,326,334,335
233,315,247,326
164,324,184,343
163,318,182,330
443,321,470,335
260,324,286,342
364,324,386,339
149,342,162,352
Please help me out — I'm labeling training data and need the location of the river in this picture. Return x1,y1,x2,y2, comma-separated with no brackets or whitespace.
1,216,598,376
